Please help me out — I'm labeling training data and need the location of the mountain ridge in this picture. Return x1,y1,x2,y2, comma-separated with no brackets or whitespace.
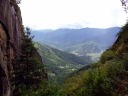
32,27,120,62
32,27,120,50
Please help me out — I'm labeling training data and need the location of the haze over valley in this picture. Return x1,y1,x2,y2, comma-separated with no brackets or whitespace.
32,27,120,62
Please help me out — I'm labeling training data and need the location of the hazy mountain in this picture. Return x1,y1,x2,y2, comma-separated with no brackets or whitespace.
34,42,92,83
32,27,120,48
32,27,120,62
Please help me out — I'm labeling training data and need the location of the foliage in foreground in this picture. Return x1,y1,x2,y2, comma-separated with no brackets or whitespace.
15,55,127,96
63,57,126,96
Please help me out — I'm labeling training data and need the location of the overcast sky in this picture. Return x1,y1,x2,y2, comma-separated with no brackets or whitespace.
19,0,127,29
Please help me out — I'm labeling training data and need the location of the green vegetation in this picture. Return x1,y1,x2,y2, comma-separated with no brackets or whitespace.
22,54,127,96
100,50,116,63
63,58,126,96
34,42,91,83
13,28,47,95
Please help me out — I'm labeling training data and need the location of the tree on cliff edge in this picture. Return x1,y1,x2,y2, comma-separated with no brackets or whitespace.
121,0,128,12
13,27,46,96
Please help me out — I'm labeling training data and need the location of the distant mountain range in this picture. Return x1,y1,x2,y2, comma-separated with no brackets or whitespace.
32,27,120,49
32,27,120,62
34,43,92,83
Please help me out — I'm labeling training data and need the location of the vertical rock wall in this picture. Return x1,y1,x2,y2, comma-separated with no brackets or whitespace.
0,0,23,96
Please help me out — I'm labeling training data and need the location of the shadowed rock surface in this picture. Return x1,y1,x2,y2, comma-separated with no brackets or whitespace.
0,0,23,96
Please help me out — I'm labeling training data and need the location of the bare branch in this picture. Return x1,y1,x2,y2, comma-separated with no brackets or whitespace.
16,0,21,4
121,0,128,12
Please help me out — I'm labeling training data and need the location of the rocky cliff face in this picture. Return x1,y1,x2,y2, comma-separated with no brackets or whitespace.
0,0,46,96
0,0,23,96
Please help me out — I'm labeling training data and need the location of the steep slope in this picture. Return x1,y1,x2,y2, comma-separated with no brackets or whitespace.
35,43,91,82
112,23,128,55
59,24,128,96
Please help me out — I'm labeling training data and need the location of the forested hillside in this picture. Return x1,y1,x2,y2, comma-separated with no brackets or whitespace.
34,43,91,83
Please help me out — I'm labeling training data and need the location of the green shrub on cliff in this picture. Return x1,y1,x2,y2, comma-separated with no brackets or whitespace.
100,50,116,63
